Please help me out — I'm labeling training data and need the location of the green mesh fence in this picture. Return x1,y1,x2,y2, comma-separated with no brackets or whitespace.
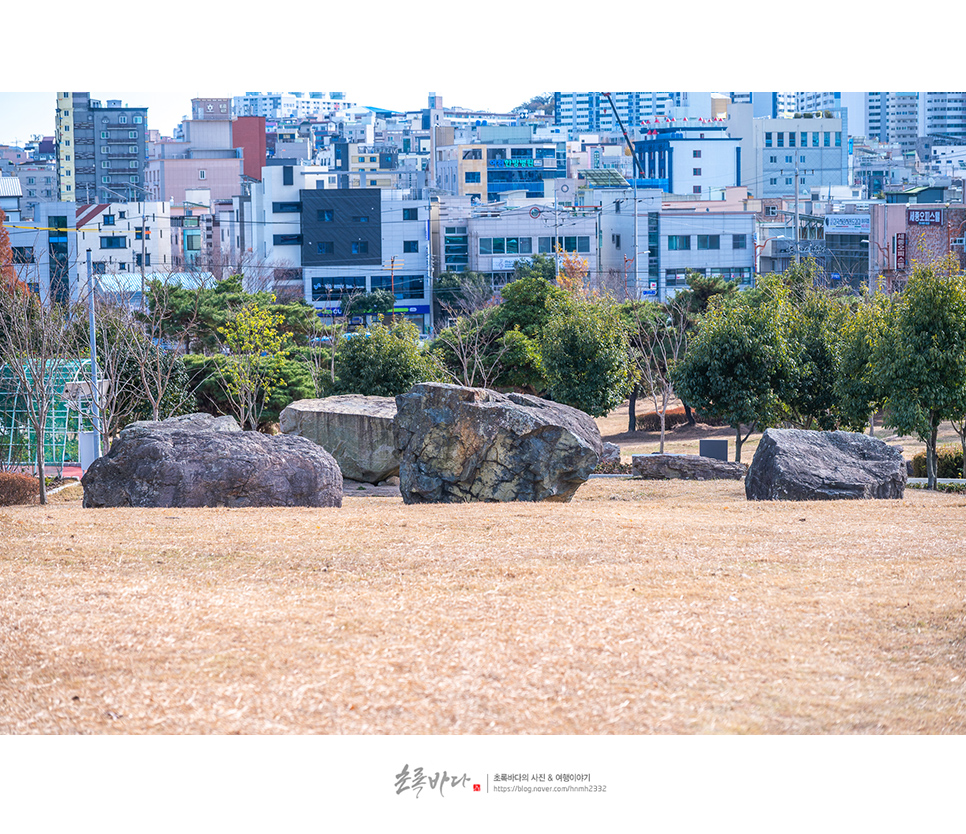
0,360,97,476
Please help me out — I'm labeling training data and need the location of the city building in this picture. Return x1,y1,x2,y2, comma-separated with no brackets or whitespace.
8,201,79,303
727,103,848,199
633,123,741,198
232,92,351,121
56,93,149,203
74,200,173,276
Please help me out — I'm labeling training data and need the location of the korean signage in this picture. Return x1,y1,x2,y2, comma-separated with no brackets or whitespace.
907,208,944,226
489,158,534,168
491,257,526,271
896,233,907,270
824,215,870,235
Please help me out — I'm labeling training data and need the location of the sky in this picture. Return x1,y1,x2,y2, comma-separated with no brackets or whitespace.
1,3,925,148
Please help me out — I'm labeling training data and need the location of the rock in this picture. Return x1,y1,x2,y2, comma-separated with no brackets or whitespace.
82,415,342,508
600,442,622,466
631,453,747,480
393,382,603,503
745,428,906,501
280,395,400,484
125,412,242,433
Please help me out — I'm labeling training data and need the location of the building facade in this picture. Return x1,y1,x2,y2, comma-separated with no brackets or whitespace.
56,93,149,204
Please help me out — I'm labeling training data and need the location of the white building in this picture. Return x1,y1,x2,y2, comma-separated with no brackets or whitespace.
74,201,173,276
232,92,352,120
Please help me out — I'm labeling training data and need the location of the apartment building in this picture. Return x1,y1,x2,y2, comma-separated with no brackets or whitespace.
56,93,149,203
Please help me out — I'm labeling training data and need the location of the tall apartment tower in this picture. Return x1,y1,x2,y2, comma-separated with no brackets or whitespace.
56,92,148,203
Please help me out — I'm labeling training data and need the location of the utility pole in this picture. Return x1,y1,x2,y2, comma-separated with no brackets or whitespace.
86,249,101,456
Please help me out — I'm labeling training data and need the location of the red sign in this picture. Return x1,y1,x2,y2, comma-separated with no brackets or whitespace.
907,208,944,226
896,233,907,270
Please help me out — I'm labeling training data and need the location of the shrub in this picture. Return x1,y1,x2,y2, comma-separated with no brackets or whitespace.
635,406,726,432
911,446,964,479
0,473,39,506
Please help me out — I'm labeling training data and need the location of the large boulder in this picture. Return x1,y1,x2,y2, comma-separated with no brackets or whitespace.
745,428,906,501
394,382,603,503
279,395,399,484
82,413,342,508
632,453,747,480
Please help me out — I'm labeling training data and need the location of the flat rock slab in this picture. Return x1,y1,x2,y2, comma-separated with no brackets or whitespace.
632,453,747,480
280,395,399,484
394,382,603,503
82,414,342,508
745,428,906,501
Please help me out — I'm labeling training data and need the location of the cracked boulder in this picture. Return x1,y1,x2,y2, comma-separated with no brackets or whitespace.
393,382,603,503
745,428,906,501
280,395,400,484
82,413,342,508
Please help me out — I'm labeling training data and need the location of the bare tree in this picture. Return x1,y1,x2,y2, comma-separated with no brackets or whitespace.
0,287,79,504
432,305,511,389
628,294,692,453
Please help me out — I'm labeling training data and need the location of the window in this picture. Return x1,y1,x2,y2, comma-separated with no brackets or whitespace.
732,234,747,249
786,177,793,185
129,145,138,153
693,150,702,158
100,236,125,249
129,160,138,168
135,253,151,267
785,155,793,163
465,171,481,183
765,205,778,216
283,166,294,186
199,170,206,179
119,116,128,124
777,133,784,147
693,186,702,194
317,241,334,254
835,132,842,147
403,240,419,253
769,155,777,164
801,155,806,163
128,131,137,139
318,209,334,222
273,234,302,245
403,208,418,220
697,235,720,250
133,116,143,124
352,216,369,223
101,161,110,168
273,201,301,213
812,133,819,147
824,132,831,147
667,235,691,250
101,131,109,138
351,241,368,254
801,132,807,147
11,246,34,264
693,168,702,176
789,132,796,147
765,132,772,148
135,227,150,240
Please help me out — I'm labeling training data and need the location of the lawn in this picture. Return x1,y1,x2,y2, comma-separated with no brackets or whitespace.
2,474,964,734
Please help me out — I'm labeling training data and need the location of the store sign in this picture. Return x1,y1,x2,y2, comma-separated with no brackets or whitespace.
824,215,870,234
392,305,431,315
490,158,534,168
896,233,907,269
907,208,944,226
491,257,526,271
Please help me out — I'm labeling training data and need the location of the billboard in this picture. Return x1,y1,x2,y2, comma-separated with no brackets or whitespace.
824,215,870,235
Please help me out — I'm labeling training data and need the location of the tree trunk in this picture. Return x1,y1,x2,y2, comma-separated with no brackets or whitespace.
36,426,47,505
734,424,743,463
628,384,638,432
927,420,939,490
869,412,875,437
659,410,666,453
684,402,696,426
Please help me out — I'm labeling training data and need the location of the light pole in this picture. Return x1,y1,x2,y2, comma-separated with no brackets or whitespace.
86,249,102,457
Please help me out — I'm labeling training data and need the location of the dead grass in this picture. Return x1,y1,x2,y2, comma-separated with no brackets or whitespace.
2,477,965,735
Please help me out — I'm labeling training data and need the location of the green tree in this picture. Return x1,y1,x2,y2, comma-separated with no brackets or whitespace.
540,299,631,417
872,257,966,489
344,290,396,322
671,281,793,462
335,317,440,397
490,268,567,338
833,292,891,433
217,301,291,430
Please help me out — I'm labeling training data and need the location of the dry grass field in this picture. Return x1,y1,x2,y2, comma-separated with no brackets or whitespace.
2,470,965,735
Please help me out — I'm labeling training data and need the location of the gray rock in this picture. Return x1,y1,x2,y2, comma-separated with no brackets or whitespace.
280,395,399,484
82,417,342,508
745,428,906,501
125,412,242,433
394,382,603,504
632,453,747,480
600,442,622,466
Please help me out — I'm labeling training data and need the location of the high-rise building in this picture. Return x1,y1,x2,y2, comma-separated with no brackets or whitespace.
56,92,149,203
